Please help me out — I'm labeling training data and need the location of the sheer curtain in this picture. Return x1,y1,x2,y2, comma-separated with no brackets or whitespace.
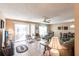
39,25,48,37
30,24,35,36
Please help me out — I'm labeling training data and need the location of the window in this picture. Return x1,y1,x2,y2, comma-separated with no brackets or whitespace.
39,25,48,37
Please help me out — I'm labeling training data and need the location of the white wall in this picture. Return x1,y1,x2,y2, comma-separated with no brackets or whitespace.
50,22,75,37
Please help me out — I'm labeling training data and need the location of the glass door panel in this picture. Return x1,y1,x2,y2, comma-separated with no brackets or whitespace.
14,23,29,42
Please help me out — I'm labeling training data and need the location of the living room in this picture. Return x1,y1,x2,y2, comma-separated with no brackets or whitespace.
0,3,75,56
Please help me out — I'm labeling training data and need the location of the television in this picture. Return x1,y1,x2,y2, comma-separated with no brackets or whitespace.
5,31,8,47
5,31,8,40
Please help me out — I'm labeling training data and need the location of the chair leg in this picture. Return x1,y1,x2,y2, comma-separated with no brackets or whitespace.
49,50,51,56
43,46,46,55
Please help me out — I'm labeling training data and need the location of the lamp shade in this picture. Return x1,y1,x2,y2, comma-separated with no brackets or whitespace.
48,37,66,49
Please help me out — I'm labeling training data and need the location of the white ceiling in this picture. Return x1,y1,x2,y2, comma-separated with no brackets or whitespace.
0,3,75,24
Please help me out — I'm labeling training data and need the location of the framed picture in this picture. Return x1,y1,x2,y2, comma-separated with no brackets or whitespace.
58,27,61,30
64,26,68,30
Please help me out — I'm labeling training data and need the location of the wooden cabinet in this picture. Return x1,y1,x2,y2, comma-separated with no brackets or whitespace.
0,31,2,48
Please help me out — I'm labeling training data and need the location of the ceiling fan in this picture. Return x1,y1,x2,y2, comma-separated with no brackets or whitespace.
42,16,51,23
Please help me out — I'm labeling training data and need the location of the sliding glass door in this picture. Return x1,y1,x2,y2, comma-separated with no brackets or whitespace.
14,22,48,41
14,23,30,42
